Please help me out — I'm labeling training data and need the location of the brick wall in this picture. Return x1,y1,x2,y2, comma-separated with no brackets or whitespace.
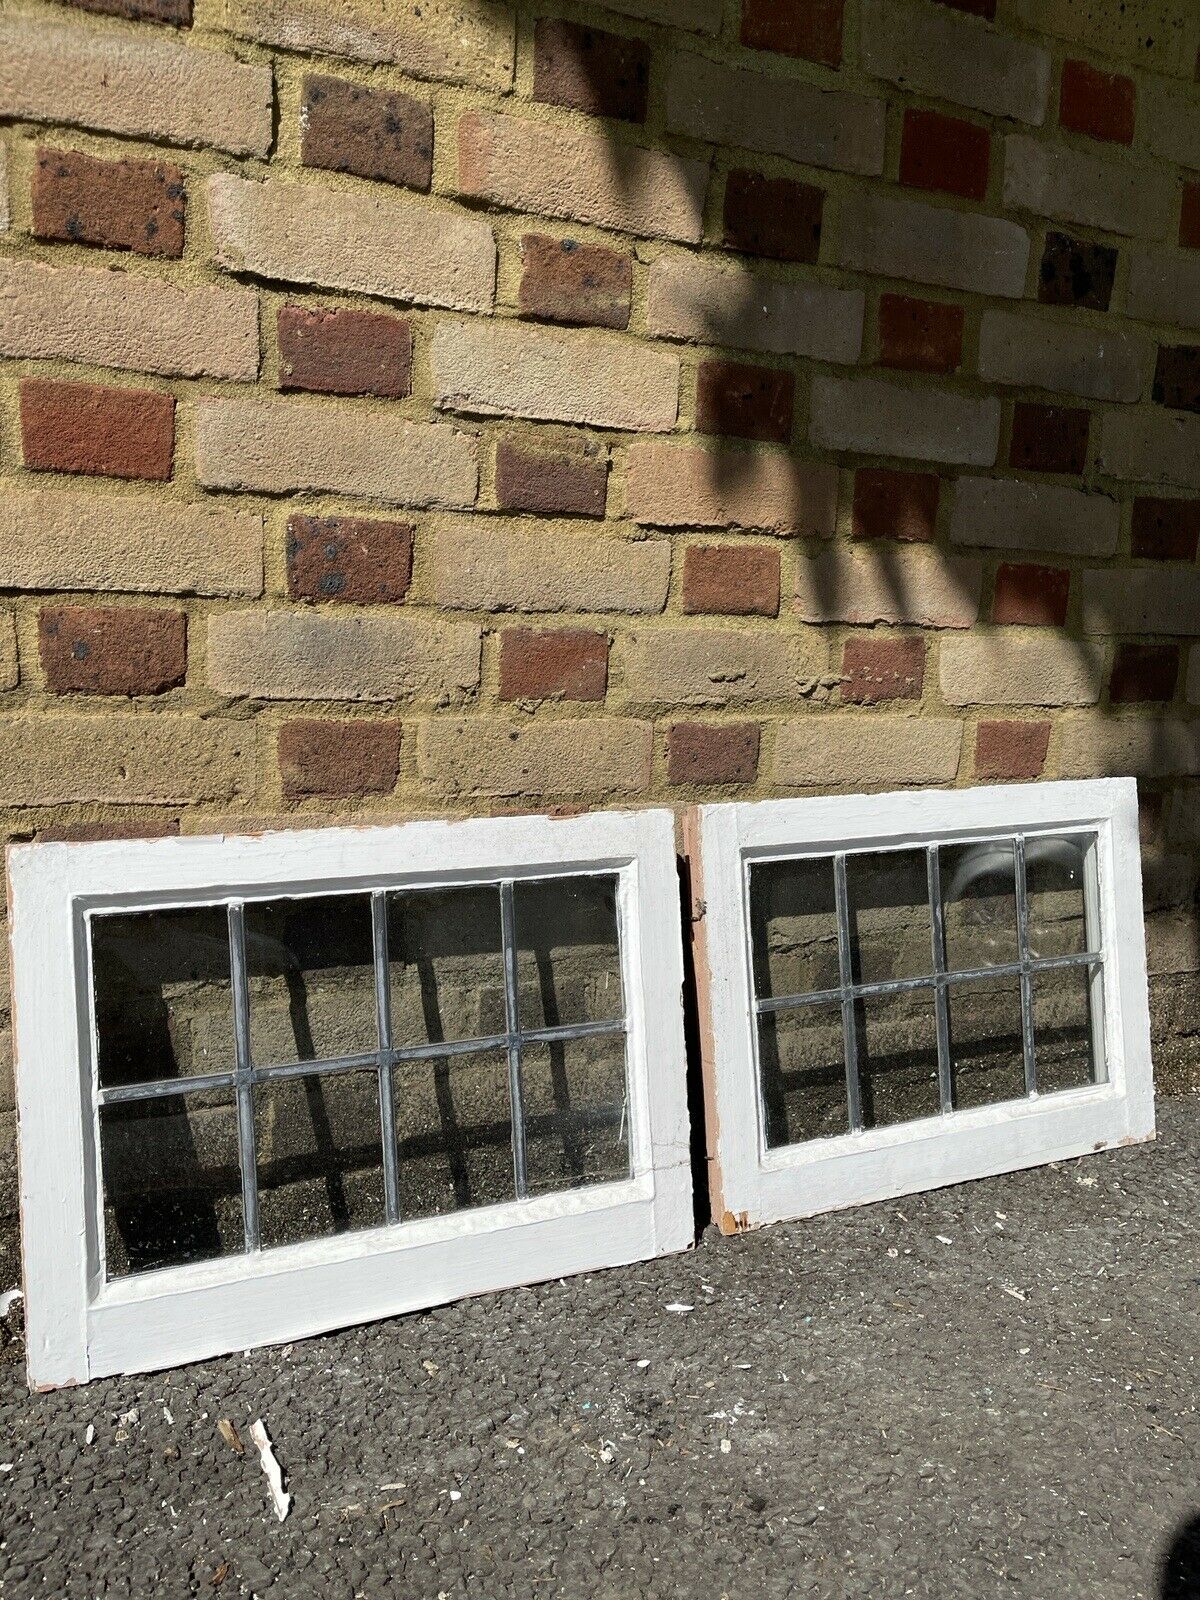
0,0,1199,1274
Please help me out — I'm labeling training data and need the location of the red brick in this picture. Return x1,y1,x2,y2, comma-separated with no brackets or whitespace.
1110,643,1178,703
533,19,649,124
518,234,632,330
20,379,174,481
499,629,609,702
32,146,186,258
301,74,433,191
39,605,186,695
878,294,964,374
1131,497,1200,562
975,720,1050,781
1153,346,1200,414
495,439,607,518
899,109,991,202
667,722,760,785
842,635,926,704
991,563,1070,626
1038,231,1117,311
930,0,995,14
1182,182,1200,250
1009,403,1090,475
287,514,413,605
278,720,402,799
277,305,412,399
1059,59,1135,145
722,169,823,264
740,0,843,67
852,468,940,543
38,819,180,842
695,360,795,443
681,546,781,616
52,0,191,22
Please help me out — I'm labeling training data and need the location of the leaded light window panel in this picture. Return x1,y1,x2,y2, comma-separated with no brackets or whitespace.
686,780,1154,1234
10,811,691,1388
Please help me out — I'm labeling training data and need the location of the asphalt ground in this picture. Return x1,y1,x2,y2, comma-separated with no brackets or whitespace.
2,1095,1199,1599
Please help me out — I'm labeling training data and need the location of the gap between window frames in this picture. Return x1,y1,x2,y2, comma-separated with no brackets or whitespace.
686,781,1155,1235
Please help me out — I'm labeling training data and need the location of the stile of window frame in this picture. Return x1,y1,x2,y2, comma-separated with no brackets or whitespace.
9,810,693,1389
685,779,1155,1235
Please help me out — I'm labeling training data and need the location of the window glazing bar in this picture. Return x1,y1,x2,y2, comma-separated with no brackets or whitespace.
372,891,402,1227
1014,835,1038,1096
927,844,954,1114
227,901,261,1254
499,880,529,1199
754,948,1102,1016
833,854,864,1133
96,1018,631,1104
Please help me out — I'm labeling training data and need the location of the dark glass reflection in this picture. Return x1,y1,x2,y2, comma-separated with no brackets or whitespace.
759,1005,848,1148
100,1089,242,1276
388,887,506,1046
244,894,376,1066
92,906,235,1090
523,1033,630,1193
514,875,623,1028
255,1070,385,1249
948,975,1026,1110
393,1049,515,1219
750,857,840,999
845,849,931,985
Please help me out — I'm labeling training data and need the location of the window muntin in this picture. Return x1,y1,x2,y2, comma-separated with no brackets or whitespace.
749,832,1104,1150
91,872,631,1279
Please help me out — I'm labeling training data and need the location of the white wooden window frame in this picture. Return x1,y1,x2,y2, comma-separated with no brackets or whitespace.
9,809,693,1389
685,779,1155,1234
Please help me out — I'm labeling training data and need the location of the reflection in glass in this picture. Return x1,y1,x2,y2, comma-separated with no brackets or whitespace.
523,1034,629,1194
759,1005,848,1148
941,840,1020,970
947,975,1025,1111
856,990,940,1129
750,857,840,999
514,875,623,1028
255,1071,385,1250
845,849,931,985
388,887,506,1046
393,1050,515,1219
244,895,376,1066
1026,835,1093,960
100,1089,242,1276
92,906,235,1090
1035,965,1100,1093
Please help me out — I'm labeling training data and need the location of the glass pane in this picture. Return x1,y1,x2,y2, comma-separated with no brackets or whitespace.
388,887,506,1047
856,990,940,1129
749,857,839,1000
758,1004,848,1148
393,1049,514,1219
940,840,1020,972
100,1089,242,1277
845,849,931,985
514,875,623,1028
1034,965,1101,1093
947,975,1026,1111
523,1034,630,1194
255,1070,385,1250
244,895,377,1066
1026,834,1093,959
92,906,234,1090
